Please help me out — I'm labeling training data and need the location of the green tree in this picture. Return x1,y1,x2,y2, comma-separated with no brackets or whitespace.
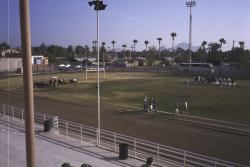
122,44,127,59
40,43,48,55
101,42,106,63
239,41,245,50
66,45,74,60
75,45,84,57
133,39,138,57
111,40,116,57
207,42,221,65
92,41,97,57
157,37,162,54
201,41,207,62
0,42,10,50
46,45,67,62
133,39,138,51
146,46,157,66
170,32,177,51
219,38,226,51
144,40,149,51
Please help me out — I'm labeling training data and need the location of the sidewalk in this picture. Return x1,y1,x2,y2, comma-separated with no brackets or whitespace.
0,117,144,167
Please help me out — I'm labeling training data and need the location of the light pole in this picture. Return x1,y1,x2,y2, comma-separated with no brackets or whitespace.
19,0,36,166
85,46,88,80
186,0,196,72
88,0,107,147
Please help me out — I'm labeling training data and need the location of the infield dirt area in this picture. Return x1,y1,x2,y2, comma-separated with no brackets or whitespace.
1,90,250,165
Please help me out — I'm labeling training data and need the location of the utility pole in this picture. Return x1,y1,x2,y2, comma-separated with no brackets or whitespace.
88,0,107,147
85,46,88,80
19,0,36,167
186,0,196,72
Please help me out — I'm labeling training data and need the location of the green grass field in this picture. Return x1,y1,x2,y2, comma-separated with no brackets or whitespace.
1,71,250,124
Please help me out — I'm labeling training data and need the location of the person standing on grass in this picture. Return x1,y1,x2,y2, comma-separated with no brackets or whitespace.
144,96,148,112
184,100,188,114
175,101,179,114
152,96,156,112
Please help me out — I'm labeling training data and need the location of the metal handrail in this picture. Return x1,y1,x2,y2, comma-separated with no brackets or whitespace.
0,103,246,167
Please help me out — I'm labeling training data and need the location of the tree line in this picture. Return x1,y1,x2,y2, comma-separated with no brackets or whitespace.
1,37,249,67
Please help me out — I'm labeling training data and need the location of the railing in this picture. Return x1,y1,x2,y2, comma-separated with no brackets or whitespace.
0,103,246,167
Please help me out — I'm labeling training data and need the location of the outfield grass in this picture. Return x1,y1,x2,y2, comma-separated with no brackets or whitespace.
0,72,250,124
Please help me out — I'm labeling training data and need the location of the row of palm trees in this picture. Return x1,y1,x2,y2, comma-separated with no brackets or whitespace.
97,36,245,61
200,39,245,51
104,32,178,56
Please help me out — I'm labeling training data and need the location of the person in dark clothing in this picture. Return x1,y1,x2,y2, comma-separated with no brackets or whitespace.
141,157,154,167
152,96,157,112
143,96,148,112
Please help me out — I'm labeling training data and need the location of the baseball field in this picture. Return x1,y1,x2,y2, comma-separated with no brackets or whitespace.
0,71,250,164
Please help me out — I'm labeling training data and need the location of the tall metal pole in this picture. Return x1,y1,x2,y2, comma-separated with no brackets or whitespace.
88,0,106,147
19,0,36,167
186,1,196,72
97,9,100,147
188,6,192,71
85,47,88,80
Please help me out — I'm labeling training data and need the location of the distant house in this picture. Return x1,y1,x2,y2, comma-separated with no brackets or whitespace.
0,51,23,73
72,57,97,65
32,55,49,65
125,60,139,68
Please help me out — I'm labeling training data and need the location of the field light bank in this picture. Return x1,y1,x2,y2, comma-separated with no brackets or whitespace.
88,0,107,147
186,0,196,7
88,0,107,11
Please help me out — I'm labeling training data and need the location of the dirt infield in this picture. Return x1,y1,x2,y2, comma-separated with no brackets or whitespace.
1,91,250,165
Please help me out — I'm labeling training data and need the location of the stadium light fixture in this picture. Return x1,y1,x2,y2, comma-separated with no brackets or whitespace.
88,0,107,147
186,0,196,71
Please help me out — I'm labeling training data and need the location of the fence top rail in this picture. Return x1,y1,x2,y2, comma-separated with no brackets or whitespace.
59,119,96,131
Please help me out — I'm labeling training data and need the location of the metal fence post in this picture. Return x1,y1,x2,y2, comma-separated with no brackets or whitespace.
134,138,137,158
21,108,24,121
66,121,68,136
214,160,217,167
12,106,14,119
3,104,5,116
114,133,117,152
96,129,101,147
184,151,186,166
80,125,83,142
157,144,160,166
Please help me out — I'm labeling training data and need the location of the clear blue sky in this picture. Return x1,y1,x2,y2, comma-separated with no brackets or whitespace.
0,0,250,51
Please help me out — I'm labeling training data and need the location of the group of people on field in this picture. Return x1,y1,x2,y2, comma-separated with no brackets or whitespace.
187,75,235,87
175,99,188,115
49,77,65,87
143,96,157,112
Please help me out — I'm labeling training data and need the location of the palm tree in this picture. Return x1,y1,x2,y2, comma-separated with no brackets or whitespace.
144,40,149,51
101,42,106,47
133,39,138,51
201,41,207,62
157,37,162,54
111,40,116,57
101,42,106,63
133,39,138,57
201,41,207,48
122,44,127,59
219,38,226,51
92,41,97,57
218,38,226,75
170,32,177,51
238,41,245,49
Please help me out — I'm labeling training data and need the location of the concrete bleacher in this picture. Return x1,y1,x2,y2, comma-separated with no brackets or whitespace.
0,117,144,167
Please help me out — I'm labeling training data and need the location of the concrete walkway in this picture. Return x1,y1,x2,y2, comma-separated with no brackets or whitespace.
0,117,144,167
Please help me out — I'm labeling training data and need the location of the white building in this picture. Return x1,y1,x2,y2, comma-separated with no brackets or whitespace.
0,52,23,73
